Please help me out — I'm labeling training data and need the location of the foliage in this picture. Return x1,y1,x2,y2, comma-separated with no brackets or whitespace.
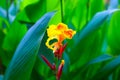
0,0,120,80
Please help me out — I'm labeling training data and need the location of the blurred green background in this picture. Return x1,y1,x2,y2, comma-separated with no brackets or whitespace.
0,0,120,80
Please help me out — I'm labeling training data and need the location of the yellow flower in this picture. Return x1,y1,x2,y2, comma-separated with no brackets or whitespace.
46,23,76,52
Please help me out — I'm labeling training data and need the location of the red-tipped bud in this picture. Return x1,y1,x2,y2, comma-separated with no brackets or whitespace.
54,49,59,58
41,55,56,70
56,60,65,80
54,43,67,59
59,43,67,58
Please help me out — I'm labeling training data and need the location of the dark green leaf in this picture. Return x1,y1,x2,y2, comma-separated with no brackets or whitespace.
91,55,120,80
25,0,46,22
38,32,54,63
63,52,70,73
87,54,113,65
4,11,55,80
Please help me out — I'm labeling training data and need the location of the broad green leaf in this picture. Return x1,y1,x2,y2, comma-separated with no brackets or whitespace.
38,32,54,63
19,0,39,10
0,29,5,46
0,2,20,23
25,0,46,22
64,0,87,30
69,23,110,80
89,0,104,19
77,9,120,43
108,74,113,80
46,0,59,12
0,7,6,19
8,3,20,23
19,0,61,25
2,21,27,59
0,18,10,30
63,52,70,73
119,0,120,4
0,0,6,9
16,10,31,23
108,0,118,9
87,54,113,65
32,57,50,80
0,17,10,67
0,75,3,80
46,0,61,25
0,29,9,67
107,11,120,54
4,11,55,80
91,55,120,80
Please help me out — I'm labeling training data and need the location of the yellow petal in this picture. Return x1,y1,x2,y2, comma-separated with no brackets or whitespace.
45,23,76,51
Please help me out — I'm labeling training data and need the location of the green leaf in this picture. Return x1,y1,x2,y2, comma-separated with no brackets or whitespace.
107,11,120,54
0,75,3,80
4,11,55,80
89,0,104,19
19,0,39,10
0,2,20,23
38,32,54,63
64,0,87,30
0,0,6,9
87,54,113,65
77,9,120,43
63,52,70,73
0,28,9,67
0,7,6,19
16,10,31,24
2,21,27,61
108,0,118,9
91,55,120,80
8,3,19,23
25,0,46,22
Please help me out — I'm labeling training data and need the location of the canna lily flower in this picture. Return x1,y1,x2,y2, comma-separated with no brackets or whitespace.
42,23,76,80
46,23,76,53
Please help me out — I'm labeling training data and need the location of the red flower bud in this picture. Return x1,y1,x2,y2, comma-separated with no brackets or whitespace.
56,60,65,80
41,55,56,70
59,43,67,58
54,43,67,59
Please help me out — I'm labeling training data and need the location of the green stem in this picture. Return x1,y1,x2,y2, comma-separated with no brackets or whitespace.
60,0,64,23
